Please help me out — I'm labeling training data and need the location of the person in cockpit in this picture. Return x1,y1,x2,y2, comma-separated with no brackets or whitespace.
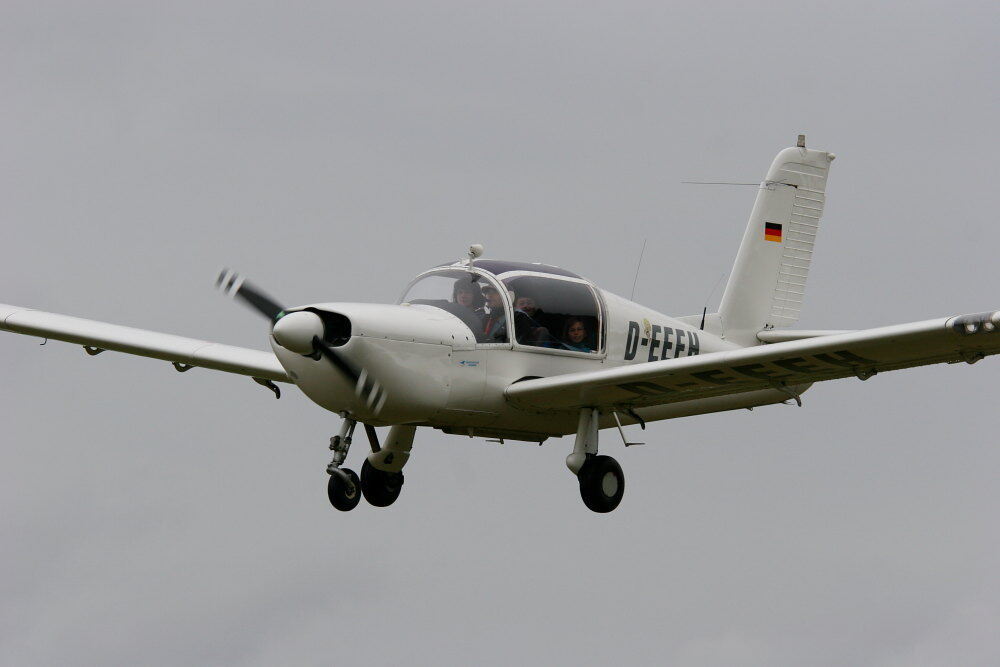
513,294,552,345
561,317,593,352
453,278,484,312
449,278,486,340
481,285,507,342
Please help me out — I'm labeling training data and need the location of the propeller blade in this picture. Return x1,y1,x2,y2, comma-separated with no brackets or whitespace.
312,336,357,381
215,269,386,414
217,269,286,322
313,336,387,414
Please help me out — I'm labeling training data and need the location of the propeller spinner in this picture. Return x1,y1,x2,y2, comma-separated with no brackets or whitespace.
216,269,386,412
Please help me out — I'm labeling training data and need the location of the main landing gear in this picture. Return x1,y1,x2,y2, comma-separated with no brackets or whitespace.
325,414,415,512
577,455,625,513
360,459,404,507
568,408,629,513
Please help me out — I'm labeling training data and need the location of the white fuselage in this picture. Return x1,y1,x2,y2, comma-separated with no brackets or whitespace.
270,286,795,441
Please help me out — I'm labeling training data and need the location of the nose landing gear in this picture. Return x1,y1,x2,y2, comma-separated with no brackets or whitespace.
325,417,413,511
328,468,361,511
326,413,361,512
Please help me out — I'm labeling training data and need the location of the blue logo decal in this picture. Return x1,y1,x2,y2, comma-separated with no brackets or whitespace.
458,360,480,367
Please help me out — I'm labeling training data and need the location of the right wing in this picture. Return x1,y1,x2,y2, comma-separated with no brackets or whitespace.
506,310,1000,412
1,303,290,383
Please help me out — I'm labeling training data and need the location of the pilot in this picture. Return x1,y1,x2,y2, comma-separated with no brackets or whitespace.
453,278,485,311
561,317,593,352
481,285,507,342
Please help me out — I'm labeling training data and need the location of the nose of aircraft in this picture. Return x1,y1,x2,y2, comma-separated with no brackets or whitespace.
272,310,325,355
270,302,473,422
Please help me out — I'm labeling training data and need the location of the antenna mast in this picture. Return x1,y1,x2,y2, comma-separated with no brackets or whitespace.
629,239,646,301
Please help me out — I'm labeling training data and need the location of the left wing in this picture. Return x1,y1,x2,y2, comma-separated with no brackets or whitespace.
506,310,1000,412
1,303,290,383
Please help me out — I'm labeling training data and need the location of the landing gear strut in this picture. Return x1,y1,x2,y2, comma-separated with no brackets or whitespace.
360,425,415,508
326,413,361,511
568,408,626,513
325,418,414,511
327,468,361,511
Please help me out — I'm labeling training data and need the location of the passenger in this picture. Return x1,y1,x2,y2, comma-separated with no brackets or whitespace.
481,285,507,342
561,317,593,352
514,295,539,318
513,294,552,345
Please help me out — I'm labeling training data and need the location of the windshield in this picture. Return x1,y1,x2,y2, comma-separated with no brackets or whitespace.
399,270,508,344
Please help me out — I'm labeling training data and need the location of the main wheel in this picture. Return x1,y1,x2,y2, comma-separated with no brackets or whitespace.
360,458,404,507
578,455,625,513
327,468,362,511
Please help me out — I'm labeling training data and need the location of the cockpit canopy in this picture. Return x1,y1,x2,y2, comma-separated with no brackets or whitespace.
399,261,603,354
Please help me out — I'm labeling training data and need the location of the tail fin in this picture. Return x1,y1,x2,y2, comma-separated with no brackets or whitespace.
717,139,835,345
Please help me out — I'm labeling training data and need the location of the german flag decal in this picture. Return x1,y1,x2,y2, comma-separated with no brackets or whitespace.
764,222,783,243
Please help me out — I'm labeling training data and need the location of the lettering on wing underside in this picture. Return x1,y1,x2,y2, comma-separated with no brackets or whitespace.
616,350,877,397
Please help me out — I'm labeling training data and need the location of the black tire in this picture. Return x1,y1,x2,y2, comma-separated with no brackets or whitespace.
327,468,361,511
360,458,404,507
578,455,625,513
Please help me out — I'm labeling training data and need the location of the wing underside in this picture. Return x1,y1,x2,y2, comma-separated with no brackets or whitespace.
506,311,1000,412
0,303,290,383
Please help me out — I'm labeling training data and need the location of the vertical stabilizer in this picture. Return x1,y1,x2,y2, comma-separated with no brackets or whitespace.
718,139,835,346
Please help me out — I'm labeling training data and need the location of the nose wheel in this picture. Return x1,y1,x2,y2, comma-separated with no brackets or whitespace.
326,415,362,511
325,417,408,511
327,468,362,511
577,455,625,513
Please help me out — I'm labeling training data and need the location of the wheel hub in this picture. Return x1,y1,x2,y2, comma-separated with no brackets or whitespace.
601,471,619,497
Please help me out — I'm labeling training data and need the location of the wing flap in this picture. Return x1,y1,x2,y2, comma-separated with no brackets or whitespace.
506,311,1000,412
1,303,290,382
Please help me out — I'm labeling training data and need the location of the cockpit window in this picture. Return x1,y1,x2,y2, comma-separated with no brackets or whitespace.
399,270,507,344
502,275,602,353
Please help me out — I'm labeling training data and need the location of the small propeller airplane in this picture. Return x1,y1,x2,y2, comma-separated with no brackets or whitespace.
3,136,998,513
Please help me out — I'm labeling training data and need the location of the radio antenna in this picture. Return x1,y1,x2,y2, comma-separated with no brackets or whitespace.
700,272,726,330
681,181,759,186
629,239,647,301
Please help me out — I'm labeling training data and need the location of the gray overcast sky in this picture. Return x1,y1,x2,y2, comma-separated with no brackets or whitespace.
2,1,999,665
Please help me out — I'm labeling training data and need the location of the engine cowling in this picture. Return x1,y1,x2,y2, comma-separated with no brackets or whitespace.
271,302,472,423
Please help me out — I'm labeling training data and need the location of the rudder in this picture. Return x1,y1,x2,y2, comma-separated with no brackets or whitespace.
717,138,835,345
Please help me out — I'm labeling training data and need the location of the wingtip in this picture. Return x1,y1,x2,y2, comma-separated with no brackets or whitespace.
0,302,28,325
